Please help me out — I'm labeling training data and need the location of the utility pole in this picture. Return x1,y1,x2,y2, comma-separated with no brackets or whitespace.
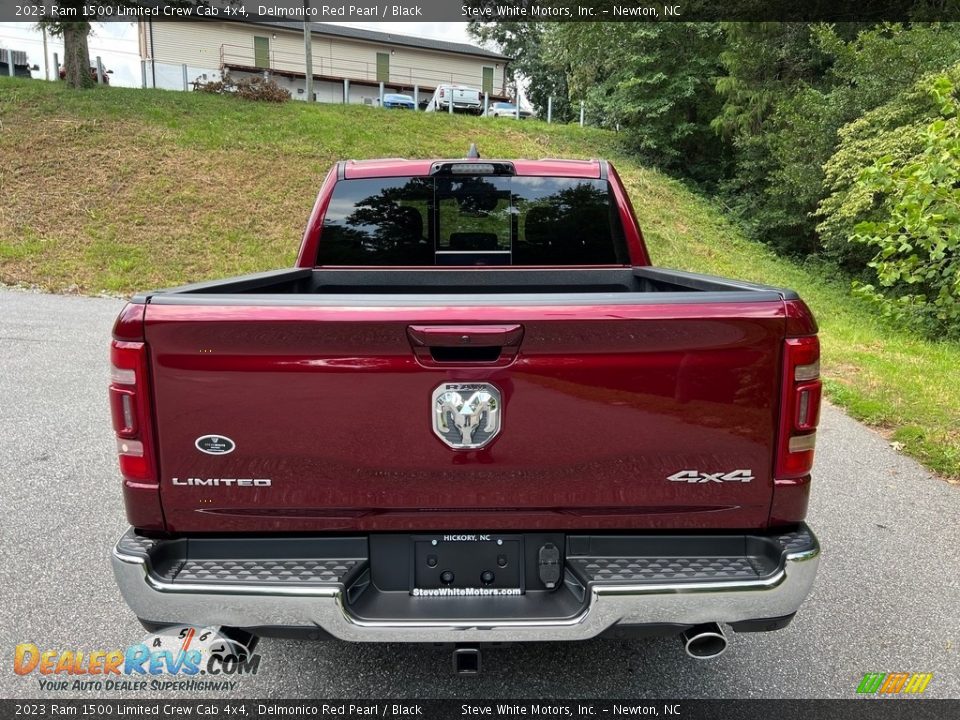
41,24,49,80
302,6,313,102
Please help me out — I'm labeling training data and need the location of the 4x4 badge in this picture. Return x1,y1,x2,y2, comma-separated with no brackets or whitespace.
667,469,754,483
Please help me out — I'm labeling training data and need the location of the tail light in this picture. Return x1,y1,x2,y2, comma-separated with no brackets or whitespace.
439,88,445,98
111,303,164,530
775,336,822,479
110,341,156,482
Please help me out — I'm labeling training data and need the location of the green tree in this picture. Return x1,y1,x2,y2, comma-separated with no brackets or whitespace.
467,20,573,122
553,23,728,182
715,22,960,256
38,14,93,89
712,23,841,253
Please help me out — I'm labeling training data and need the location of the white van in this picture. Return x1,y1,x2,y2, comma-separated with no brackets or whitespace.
425,84,483,114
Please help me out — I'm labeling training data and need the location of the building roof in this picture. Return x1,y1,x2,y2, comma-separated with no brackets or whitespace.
251,21,512,62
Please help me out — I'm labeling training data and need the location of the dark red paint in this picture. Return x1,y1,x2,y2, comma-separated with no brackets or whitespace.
112,158,819,534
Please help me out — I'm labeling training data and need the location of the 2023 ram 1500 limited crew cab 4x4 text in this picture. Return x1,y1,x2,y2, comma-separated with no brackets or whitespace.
110,155,821,664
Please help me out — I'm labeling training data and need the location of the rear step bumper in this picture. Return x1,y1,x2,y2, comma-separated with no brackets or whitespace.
111,525,819,643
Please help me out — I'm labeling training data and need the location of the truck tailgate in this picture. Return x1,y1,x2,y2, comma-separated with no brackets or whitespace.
145,300,785,532
452,88,480,105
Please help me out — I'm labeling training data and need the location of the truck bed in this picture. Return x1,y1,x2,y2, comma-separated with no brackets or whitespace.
136,267,798,304
131,266,800,534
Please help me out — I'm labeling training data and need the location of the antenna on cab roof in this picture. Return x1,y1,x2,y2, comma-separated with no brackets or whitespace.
466,143,480,159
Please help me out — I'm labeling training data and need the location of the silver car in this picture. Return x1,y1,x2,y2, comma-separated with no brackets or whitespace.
486,101,533,119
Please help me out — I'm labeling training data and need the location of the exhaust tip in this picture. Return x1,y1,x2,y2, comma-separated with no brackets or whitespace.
682,623,727,659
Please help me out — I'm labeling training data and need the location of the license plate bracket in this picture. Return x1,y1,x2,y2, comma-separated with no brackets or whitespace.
411,534,524,595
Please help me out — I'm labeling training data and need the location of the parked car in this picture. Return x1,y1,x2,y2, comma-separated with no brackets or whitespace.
59,65,112,85
381,93,416,110
425,84,482,114
487,102,532,119
110,150,822,674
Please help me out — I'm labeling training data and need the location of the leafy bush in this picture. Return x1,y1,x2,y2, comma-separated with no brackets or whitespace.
848,70,960,335
194,74,289,103
715,23,960,257
816,65,960,272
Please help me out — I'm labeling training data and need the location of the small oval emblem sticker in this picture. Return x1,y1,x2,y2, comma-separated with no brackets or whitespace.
195,435,235,455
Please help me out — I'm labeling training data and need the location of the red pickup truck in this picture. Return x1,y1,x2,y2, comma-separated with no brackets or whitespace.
110,153,821,671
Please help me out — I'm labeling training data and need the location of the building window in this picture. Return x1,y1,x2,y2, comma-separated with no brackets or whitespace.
482,66,494,95
376,52,390,83
253,36,270,69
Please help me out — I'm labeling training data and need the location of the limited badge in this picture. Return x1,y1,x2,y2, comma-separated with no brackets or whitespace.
432,383,501,450
195,435,236,455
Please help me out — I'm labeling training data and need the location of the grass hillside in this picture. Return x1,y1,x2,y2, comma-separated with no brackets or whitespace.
1,77,958,480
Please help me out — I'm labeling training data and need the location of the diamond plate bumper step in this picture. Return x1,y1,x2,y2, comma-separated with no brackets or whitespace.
568,555,768,583
562,530,813,584
114,530,367,587
112,525,819,642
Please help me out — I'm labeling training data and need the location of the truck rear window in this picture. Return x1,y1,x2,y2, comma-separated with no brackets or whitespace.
318,176,629,266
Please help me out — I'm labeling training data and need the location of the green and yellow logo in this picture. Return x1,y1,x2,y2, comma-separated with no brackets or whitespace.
857,672,933,695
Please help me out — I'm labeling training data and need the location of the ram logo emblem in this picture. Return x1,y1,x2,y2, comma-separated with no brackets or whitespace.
432,383,501,450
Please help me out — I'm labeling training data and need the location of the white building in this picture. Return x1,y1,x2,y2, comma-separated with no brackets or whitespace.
0,47,32,78
138,20,512,105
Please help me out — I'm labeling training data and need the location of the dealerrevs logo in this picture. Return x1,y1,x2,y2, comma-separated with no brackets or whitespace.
14,626,261,692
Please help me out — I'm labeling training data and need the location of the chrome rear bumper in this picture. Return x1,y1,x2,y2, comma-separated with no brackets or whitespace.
111,526,819,643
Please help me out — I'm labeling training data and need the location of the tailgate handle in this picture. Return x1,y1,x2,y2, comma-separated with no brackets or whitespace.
408,325,523,347
407,325,524,366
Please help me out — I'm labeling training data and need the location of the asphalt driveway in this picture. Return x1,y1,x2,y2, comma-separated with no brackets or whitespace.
0,289,956,699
